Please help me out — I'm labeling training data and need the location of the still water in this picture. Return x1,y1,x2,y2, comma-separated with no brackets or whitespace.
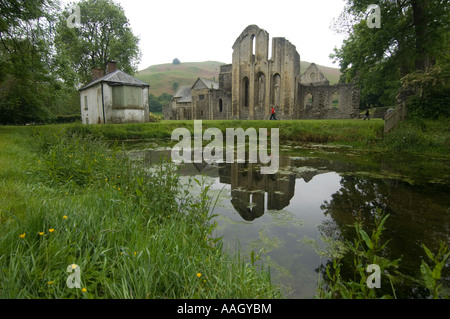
129,142,450,298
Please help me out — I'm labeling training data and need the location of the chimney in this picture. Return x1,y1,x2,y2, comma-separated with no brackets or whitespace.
107,60,117,74
92,68,104,81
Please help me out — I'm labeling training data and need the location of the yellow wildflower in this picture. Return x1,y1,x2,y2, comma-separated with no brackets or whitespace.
19,233,26,238
39,232,44,236
49,228,54,233
82,288,87,292
63,215,68,220
196,273,202,278
47,281,54,285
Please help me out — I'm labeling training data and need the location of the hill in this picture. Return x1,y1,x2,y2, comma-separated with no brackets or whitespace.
136,61,341,96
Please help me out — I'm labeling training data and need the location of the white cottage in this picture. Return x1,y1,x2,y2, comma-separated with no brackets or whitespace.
79,61,150,124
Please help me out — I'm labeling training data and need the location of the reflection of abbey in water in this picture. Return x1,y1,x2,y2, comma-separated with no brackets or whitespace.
139,149,330,221
217,157,328,221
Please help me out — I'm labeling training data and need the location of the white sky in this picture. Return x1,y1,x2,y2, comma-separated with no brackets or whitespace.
63,0,348,70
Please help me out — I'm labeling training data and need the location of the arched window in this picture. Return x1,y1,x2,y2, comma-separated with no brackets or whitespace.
219,98,223,112
305,93,313,109
331,91,340,108
269,37,273,60
242,77,250,107
251,34,256,57
272,74,281,106
256,73,265,107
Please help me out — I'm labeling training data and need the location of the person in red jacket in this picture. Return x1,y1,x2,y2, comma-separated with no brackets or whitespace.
270,106,277,120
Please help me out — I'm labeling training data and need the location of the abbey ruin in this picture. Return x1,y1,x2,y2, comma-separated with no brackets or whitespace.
164,25,360,120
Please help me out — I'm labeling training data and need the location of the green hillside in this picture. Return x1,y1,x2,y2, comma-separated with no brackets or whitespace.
136,61,341,96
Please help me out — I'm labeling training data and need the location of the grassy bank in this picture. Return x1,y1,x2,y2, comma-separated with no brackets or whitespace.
54,119,385,148
0,126,280,298
48,118,450,155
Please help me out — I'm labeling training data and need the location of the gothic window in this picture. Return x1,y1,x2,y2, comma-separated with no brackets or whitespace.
251,34,256,56
257,73,265,106
243,77,250,107
305,93,313,109
272,74,281,107
219,98,223,112
331,92,340,108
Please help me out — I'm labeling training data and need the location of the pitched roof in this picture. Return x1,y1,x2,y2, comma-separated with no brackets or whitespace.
300,63,329,85
173,86,192,103
192,77,219,90
79,70,150,91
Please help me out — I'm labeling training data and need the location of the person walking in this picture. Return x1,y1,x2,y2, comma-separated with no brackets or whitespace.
363,109,370,120
270,106,277,120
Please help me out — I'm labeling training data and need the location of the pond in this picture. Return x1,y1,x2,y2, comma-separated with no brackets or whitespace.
127,141,450,298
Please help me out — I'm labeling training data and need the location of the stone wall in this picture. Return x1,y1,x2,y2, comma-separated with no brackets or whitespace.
297,83,360,119
230,25,301,120
165,25,360,121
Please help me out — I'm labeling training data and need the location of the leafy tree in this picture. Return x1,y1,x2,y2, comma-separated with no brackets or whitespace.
330,0,450,108
172,58,180,65
0,0,63,124
54,0,141,86
149,93,172,113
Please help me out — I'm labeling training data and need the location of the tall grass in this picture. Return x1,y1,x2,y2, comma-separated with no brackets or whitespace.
46,119,385,150
383,118,450,153
35,118,450,156
0,126,280,299
316,210,450,299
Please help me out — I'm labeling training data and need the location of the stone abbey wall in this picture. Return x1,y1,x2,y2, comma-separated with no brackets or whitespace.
165,25,359,120
230,25,301,120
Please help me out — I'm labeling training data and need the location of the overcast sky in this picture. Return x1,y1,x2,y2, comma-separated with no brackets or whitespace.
64,0,349,70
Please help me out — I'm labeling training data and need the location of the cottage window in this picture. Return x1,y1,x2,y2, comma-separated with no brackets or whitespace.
198,95,205,101
84,96,88,111
112,86,143,109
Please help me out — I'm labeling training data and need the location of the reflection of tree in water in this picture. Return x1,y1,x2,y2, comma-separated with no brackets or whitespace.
318,175,450,298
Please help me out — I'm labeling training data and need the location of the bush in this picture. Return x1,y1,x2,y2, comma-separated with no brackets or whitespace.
408,92,450,120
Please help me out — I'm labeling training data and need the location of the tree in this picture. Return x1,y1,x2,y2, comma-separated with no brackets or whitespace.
54,0,141,86
172,58,181,65
330,0,450,108
0,0,63,124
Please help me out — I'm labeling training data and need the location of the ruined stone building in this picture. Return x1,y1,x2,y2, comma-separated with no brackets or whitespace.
164,25,359,120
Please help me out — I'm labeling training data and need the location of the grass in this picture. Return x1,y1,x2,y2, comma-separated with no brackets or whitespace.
0,126,280,298
52,119,385,150
382,118,450,154
316,210,450,299
1,116,448,299
58,118,449,155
